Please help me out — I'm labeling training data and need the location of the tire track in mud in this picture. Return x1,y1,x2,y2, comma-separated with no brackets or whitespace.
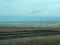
0,30,60,40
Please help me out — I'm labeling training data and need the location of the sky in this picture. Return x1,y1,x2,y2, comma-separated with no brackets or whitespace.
0,0,60,22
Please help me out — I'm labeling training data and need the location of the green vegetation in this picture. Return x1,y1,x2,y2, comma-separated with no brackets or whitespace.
0,38,60,45
0,22,60,27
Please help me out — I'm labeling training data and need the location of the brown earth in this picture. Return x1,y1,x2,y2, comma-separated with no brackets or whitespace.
0,26,60,32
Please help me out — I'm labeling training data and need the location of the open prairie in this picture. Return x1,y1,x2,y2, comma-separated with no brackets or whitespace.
0,26,60,32
0,22,60,32
0,22,60,45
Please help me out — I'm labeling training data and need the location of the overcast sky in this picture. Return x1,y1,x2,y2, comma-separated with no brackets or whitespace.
0,0,60,22
0,0,60,17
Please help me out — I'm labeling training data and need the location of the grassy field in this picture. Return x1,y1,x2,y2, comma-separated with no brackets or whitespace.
0,22,60,45
0,22,60,27
0,35,60,45
0,22,60,32
0,27,60,32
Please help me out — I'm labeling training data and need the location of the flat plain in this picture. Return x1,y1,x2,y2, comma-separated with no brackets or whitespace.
0,22,60,45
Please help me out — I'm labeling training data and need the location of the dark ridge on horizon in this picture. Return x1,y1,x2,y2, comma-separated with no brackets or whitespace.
0,16,60,22
0,21,60,23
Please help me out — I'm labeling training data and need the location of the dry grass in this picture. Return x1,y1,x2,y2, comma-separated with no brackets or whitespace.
0,26,60,32
0,38,60,45
0,35,60,45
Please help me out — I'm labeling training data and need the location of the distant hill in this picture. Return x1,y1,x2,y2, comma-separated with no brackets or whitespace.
0,16,60,22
